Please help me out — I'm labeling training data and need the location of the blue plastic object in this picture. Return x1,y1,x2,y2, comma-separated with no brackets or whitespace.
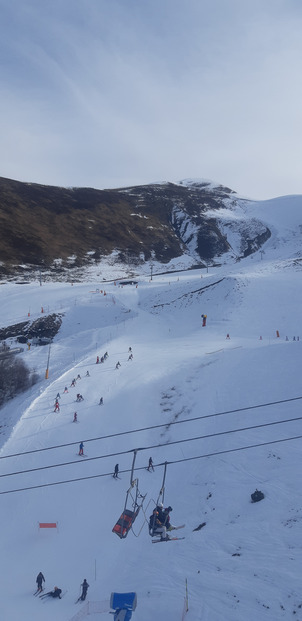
110,592,137,620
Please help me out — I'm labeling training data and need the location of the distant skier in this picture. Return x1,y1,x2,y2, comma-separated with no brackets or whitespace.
79,442,84,456
73,412,77,423
96,356,99,364
56,392,60,400
40,586,62,599
104,351,108,359
99,397,103,405
80,579,89,601
115,361,121,369
36,571,45,593
71,379,76,387
86,371,90,377
201,314,207,327
113,464,119,478
128,353,133,361
76,393,84,402
128,347,132,353
54,400,60,412
63,386,68,393
77,374,81,380
147,457,154,472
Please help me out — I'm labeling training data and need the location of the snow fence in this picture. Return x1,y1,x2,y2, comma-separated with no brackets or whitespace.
69,600,110,620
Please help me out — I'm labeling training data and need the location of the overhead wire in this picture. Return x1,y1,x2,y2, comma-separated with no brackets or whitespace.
1,394,302,460
0,432,301,495
1,414,302,479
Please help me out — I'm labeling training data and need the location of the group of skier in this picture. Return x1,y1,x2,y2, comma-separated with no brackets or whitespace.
96,351,109,364
113,456,154,479
36,572,89,602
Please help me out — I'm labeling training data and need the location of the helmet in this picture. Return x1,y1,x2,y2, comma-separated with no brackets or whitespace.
158,502,163,508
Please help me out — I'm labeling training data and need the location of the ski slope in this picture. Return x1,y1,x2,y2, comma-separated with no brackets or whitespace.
0,194,302,620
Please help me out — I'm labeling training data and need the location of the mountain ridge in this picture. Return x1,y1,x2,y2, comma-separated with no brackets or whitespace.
0,175,270,278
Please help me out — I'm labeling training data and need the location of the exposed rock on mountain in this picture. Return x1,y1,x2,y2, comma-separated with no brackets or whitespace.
0,176,270,277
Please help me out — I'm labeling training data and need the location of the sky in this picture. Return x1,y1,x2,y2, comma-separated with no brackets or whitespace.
1,0,302,199
0,194,302,620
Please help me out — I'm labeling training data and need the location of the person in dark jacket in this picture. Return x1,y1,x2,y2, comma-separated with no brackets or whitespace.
80,579,89,601
162,506,174,530
40,586,62,599
113,464,119,478
149,509,169,540
36,571,45,593
147,457,154,472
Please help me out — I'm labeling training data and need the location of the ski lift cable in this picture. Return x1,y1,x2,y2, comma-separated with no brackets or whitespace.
2,395,302,460
2,415,301,479
1,433,302,496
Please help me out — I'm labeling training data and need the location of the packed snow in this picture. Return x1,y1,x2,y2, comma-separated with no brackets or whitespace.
0,194,302,620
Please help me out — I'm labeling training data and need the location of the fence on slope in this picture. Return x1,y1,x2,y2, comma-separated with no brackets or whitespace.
68,600,110,621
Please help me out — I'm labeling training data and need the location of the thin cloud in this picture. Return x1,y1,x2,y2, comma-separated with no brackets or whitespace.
0,0,302,198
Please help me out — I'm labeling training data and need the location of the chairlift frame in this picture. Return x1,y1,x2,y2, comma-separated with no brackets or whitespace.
112,450,147,539
149,461,168,537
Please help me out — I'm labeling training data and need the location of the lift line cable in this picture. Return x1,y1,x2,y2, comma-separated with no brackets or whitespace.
1,414,301,479
1,433,301,495
1,394,302,461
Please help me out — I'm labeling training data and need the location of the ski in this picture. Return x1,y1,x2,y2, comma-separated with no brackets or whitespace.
152,536,185,543
41,589,67,601
34,588,43,596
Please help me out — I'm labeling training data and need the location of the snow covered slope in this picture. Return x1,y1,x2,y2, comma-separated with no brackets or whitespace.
0,195,302,620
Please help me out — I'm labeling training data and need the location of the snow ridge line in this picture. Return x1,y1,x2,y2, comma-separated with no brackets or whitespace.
152,277,225,308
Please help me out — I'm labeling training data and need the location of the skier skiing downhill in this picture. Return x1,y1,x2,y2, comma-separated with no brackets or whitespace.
113,464,119,478
79,442,84,456
73,412,77,423
147,457,154,472
80,579,89,601
36,571,45,593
